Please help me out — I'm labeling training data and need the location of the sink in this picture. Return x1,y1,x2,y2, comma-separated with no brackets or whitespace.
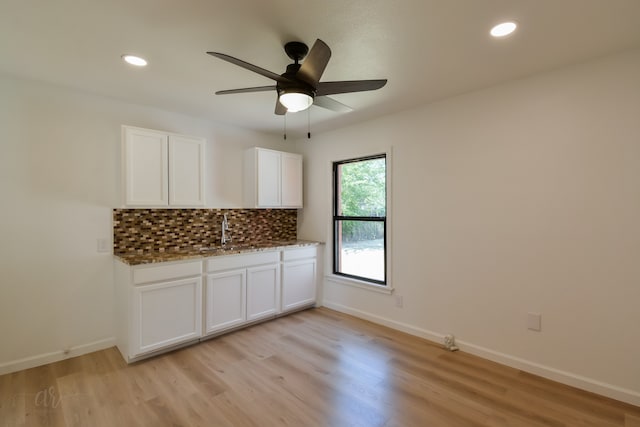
223,244,260,251
198,244,259,253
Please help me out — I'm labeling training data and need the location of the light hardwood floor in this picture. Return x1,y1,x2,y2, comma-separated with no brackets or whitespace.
1,308,639,426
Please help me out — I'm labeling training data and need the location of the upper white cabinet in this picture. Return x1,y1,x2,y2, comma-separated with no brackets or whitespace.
256,148,281,207
123,126,205,207
123,127,168,206
281,152,303,207
169,134,206,206
244,147,303,208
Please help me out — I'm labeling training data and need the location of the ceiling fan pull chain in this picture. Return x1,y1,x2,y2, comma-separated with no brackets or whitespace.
283,113,287,140
307,108,311,139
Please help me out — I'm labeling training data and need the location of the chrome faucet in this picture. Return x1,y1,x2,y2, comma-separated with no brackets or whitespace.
221,213,230,246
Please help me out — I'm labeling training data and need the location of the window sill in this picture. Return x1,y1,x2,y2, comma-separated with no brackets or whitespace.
325,275,394,295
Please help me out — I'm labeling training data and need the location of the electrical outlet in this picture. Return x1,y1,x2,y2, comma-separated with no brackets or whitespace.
97,238,110,253
527,312,542,331
395,295,403,308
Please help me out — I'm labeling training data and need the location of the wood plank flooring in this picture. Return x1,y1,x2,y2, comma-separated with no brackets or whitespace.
1,307,639,426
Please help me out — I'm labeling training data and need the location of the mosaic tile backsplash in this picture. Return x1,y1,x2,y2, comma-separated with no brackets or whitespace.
113,209,297,255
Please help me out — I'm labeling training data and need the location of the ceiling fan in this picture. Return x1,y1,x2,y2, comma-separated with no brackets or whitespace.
207,39,387,115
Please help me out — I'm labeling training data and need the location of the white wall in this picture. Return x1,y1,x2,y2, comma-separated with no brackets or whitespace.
296,49,640,405
0,74,286,373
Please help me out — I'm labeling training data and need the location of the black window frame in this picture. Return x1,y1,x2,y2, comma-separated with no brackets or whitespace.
332,153,387,286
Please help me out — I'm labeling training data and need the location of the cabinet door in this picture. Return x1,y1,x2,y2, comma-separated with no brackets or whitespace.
282,259,317,312
132,276,202,357
256,149,281,207
169,135,205,206
205,269,246,334
123,127,169,206
281,152,303,208
246,264,281,321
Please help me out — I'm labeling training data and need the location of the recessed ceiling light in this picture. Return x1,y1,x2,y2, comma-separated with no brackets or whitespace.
490,21,517,38
122,54,148,67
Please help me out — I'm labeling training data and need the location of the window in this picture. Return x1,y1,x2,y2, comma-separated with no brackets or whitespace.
333,154,387,285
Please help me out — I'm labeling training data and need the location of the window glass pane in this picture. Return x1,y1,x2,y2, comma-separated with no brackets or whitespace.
336,220,385,282
337,157,386,217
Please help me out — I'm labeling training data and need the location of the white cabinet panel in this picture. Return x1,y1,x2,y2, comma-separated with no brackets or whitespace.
245,147,302,208
124,127,169,206
257,148,281,207
282,258,317,312
169,135,205,206
206,251,282,332
206,269,246,334
132,276,202,357
246,264,281,321
281,152,303,207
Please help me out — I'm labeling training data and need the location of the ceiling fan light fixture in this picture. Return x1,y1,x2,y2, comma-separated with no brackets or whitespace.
279,90,313,112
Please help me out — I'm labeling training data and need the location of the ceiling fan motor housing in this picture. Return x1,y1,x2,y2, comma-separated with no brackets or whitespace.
277,63,316,100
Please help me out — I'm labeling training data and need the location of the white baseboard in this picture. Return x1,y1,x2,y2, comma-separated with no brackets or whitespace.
322,300,640,407
322,300,446,344
0,337,116,376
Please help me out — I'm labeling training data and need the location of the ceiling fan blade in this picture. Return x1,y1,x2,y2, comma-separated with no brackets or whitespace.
275,99,287,115
316,79,387,96
215,85,276,95
313,96,353,113
297,39,331,87
207,52,291,83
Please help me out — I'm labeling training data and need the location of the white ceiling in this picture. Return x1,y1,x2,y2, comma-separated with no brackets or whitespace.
2,0,640,136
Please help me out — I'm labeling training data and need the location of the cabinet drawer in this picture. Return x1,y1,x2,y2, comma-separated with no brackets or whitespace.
133,260,202,284
282,246,317,261
206,251,279,272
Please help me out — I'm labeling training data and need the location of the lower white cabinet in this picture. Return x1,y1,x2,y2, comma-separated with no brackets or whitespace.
281,247,317,313
282,259,317,312
247,264,281,321
133,277,202,356
205,269,246,334
205,250,281,335
115,244,319,363
114,259,203,362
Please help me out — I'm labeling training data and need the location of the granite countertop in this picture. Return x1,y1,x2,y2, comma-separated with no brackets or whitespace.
114,240,321,266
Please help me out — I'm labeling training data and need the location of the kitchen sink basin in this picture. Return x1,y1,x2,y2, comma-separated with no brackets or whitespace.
221,244,259,251
198,244,259,253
